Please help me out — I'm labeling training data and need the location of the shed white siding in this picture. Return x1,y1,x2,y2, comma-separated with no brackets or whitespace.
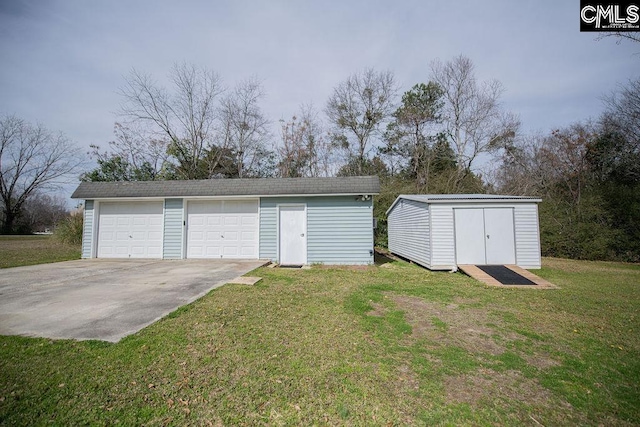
430,205,456,269
388,199,430,268
386,195,542,270
514,205,542,269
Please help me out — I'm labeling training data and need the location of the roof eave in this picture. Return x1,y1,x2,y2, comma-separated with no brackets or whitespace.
386,194,542,215
72,192,380,200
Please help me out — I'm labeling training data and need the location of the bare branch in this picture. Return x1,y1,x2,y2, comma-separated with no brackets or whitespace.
325,68,398,175
0,114,82,233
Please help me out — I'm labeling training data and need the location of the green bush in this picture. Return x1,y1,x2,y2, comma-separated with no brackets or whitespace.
54,213,83,246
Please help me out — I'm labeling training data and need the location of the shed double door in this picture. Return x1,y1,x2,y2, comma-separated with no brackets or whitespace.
454,208,515,265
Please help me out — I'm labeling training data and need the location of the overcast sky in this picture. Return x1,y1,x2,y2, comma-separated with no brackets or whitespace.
0,0,638,196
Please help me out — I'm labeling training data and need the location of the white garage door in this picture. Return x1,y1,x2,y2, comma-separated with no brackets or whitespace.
97,202,163,258
187,200,258,259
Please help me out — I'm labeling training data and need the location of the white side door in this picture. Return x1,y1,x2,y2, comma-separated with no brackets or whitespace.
279,205,307,265
454,208,486,264
97,202,163,258
484,208,516,264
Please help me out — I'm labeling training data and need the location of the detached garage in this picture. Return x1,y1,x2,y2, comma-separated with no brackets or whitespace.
72,176,379,265
387,194,542,270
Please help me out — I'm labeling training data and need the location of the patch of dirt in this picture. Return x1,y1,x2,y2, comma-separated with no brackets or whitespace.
453,297,481,305
522,353,561,369
380,293,564,369
367,302,386,317
394,363,420,393
390,294,510,355
443,368,556,407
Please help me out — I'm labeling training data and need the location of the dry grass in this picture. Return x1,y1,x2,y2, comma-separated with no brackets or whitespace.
0,235,80,268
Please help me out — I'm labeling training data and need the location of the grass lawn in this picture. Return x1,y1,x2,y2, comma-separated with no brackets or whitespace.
1,256,639,425
0,235,80,268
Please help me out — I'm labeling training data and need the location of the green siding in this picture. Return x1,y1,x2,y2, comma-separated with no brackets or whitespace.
163,198,183,259
260,196,374,265
81,200,94,258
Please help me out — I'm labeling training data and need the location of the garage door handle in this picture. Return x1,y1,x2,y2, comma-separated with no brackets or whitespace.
301,233,304,237
486,234,490,239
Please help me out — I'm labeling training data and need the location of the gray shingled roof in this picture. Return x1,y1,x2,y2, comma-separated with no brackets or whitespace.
387,194,541,214
71,176,380,199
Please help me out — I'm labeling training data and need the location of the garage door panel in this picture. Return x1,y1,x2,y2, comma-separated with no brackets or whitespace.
101,217,116,227
206,231,222,240
130,245,145,256
224,216,239,226
131,231,146,240
223,246,238,257
187,200,258,259
225,231,238,241
116,231,130,241
132,217,146,226
206,247,221,257
148,231,162,240
206,217,222,226
241,216,256,226
240,246,255,256
190,216,205,227
224,200,258,214
190,200,223,214
189,230,204,241
98,202,163,259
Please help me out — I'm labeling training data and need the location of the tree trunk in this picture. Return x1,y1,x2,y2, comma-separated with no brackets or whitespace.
2,208,16,234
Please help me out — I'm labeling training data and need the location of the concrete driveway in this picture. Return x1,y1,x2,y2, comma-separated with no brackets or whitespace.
0,259,267,342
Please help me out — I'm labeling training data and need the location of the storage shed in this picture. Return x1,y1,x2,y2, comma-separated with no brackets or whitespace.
71,176,379,265
387,194,542,270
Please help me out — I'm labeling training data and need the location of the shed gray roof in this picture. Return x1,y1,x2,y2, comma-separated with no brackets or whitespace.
71,176,380,199
387,194,541,214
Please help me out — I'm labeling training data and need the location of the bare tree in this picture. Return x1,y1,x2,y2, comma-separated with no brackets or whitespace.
276,105,331,177
22,193,69,232
325,68,397,175
0,115,81,234
596,32,640,44
430,55,519,183
119,63,224,179
495,123,595,205
219,78,270,178
602,77,640,142
85,122,169,181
